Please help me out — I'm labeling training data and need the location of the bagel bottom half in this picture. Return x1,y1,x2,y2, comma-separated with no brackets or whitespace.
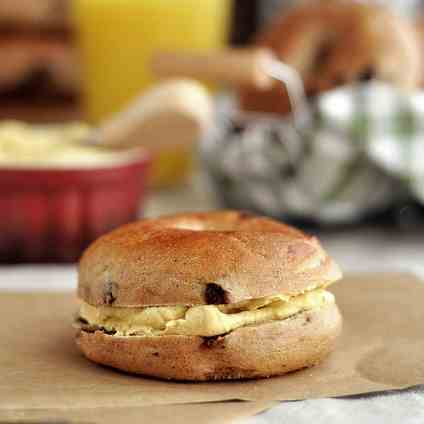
75,302,341,381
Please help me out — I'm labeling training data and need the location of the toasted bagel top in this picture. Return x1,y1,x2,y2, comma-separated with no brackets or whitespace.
78,211,342,307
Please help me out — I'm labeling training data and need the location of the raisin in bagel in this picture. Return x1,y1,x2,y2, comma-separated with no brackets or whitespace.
75,210,342,381
240,0,421,115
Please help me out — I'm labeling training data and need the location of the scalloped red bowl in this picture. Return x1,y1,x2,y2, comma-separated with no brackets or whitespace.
0,154,150,263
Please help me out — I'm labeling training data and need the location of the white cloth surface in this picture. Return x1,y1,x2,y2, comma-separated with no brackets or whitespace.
247,387,424,424
1,183,423,423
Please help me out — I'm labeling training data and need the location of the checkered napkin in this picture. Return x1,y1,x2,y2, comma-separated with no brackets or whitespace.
202,83,424,224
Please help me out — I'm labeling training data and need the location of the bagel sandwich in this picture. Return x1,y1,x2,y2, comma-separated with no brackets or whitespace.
74,211,343,381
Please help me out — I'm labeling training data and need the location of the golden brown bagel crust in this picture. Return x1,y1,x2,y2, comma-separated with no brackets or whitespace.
76,302,341,381
240,0,421,115
78,211,341,307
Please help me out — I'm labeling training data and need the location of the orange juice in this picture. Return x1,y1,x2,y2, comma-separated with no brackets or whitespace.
72,0,231,187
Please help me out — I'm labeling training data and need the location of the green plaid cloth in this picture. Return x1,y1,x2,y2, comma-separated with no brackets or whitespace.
317,82,424,203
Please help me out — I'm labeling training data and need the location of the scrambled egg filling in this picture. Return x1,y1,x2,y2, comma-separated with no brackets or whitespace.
0,121,118,166
79,288,334,337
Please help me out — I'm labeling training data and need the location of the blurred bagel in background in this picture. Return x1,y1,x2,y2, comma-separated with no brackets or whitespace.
0,0,78,121
0,34,78,96
415,15,424,86
0,0,69,29
240,0,422,115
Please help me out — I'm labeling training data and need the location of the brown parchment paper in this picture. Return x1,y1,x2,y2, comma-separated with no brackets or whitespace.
0,402,276,424
1,273,424,411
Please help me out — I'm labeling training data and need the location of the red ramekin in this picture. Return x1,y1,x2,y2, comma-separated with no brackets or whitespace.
0,152,150,263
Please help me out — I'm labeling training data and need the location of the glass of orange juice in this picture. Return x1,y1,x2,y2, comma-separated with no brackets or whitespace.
72,0,231,187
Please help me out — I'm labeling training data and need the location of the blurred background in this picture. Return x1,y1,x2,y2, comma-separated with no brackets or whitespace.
0,0,424,280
